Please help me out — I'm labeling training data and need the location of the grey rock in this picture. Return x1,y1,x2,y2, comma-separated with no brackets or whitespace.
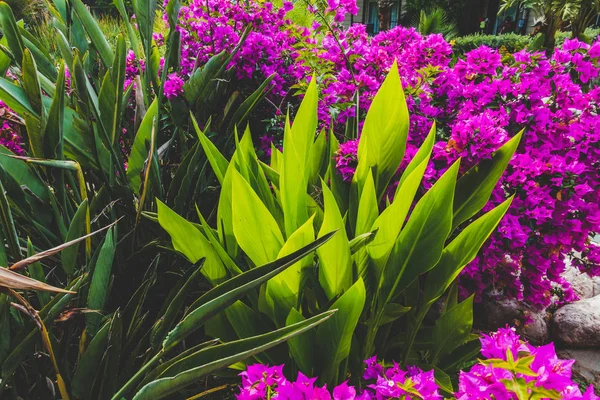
483,298,549,344
484,298,522,328
562,264,600,300
552,296,600,347
518,310,549,344
557,348,600,387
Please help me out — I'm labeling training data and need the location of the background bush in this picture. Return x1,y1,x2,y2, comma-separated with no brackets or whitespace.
452,32,532,55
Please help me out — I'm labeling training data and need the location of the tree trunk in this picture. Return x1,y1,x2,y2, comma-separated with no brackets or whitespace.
542,14,559,51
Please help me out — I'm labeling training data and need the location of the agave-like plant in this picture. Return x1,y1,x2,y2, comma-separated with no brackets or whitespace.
157,63,522,389
0,222,335,399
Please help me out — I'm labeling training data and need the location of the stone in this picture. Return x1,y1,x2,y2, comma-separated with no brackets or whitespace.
518,310,549,344
483,298,522,328
557,348,600,387
552,295,600,347
483,298,549,344
562,264,600,300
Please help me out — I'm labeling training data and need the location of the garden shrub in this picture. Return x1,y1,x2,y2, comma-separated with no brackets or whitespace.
556,27,600,45
452,32,531,55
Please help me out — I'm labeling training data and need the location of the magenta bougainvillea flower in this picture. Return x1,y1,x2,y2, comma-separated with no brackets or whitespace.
236,327,599,399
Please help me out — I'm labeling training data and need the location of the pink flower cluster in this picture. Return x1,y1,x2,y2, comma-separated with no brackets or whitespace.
236,362,439,400
320,28,600,308
236,327,599,399
0,101,24,155
457,326,599,400
174,0,312,97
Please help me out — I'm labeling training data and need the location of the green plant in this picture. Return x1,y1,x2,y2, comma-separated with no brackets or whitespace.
413,8,459,40
157,62,522,389
452,32,531,55
406,0,467,32
500,0,600,49
0,0,300,397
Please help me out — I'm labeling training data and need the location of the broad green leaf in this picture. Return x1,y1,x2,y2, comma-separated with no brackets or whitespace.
0,77,36,116
165,232,334,352
397,122,436,191
228,74,275,133
195,205,242,276
60,199,88,276
98,35,126,145
367,125,434,273
453,130,522,229
0,178,19,259
44,62,65,160
165,0,181,29
192,114,229,184
217,166,238,258
260,160,280,189
349,231,376,254
18,26,57,81
224,300,266,344
0,294,9,364
380,160,459,306
355,169,378,236
27,239,50,307
0,2,24,66
0,145,49,202
100,311,123,399
55,29,74,71
72,321,110,399
71,0,115,67
355,61,409,197
380,302,411,326
132,311,335,400
424,197,514,305
21,49,43,117
167,142,202,212
317,182,352,300
133,0,157,58
286,308,314,373
231,168,284,266
307,129,328,186
270,144,283,172
114,0,142,60
157,199,228,285
136,340,219,392
281,78,317,236
432,296,474,364
183,51,227,104
316,278,366,385
86,228,116,337
327,132,348,213
151,259,206,348
264,215,316,325
128,99,158,194
439,337,481,372
232,126,280,220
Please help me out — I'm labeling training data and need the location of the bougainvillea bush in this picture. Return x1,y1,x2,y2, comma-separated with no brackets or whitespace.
322,32,600,309
236,327,599,399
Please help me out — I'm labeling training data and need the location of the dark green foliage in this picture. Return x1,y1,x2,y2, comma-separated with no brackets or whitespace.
452,33,532,55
